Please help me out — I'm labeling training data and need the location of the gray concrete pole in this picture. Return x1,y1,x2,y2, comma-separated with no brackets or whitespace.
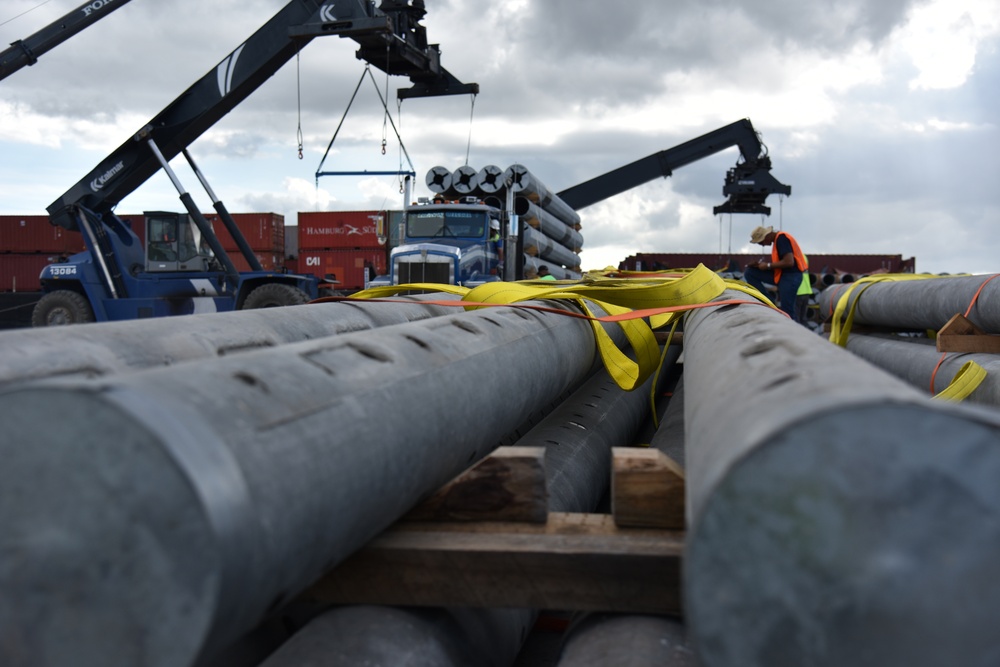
523,226,582,271
0,294,462,388
426,165,457,197
451,165,479,195
504,164,582,228
815,274,1000,331
844,332,1000,407
0,302,600,667
515,196,584,251
476,164,505,195
557,614,698,667
682,291,1000,667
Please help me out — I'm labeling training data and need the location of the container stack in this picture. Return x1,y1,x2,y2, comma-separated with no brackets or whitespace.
0,214,82,293
297,211,389,291
205,212,285,272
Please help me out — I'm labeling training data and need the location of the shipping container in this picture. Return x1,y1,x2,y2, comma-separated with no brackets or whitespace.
284,225,299,260
207,212,284,254
298,211,387,250
0,215,81,254
227,252,283,273
297,248,388,291
0,254,62,292
115,213,147,248
622,253,916,276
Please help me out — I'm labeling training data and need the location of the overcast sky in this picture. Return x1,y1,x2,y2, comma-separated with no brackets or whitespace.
1,0,998,273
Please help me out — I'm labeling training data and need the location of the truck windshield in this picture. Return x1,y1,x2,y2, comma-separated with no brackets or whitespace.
407,209,487,238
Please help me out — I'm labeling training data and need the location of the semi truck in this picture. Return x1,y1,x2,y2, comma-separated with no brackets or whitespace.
382,196,505,287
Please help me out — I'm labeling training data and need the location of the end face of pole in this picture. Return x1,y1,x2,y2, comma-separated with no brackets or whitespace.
685,402,1000,667
0,387,221,667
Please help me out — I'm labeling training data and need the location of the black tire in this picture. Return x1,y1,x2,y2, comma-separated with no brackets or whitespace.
31,290,95,327
242,283,311,309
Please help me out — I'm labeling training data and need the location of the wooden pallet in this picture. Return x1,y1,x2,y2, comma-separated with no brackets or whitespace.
936,313,1000,353
304,446,686,615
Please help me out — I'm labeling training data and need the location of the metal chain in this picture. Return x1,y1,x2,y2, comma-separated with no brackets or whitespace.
296,52,304,159
464,93,477,166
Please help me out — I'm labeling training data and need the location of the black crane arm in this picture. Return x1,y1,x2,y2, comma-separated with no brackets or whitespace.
0,0,136,82
47,0,478,230
555,118,790,215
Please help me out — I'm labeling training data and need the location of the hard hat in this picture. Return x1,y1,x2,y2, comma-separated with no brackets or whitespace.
490,220,500,230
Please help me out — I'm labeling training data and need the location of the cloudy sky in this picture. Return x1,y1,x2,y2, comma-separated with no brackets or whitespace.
1,0,998,273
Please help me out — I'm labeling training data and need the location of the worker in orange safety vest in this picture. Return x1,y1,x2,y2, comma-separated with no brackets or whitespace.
743,225,807,323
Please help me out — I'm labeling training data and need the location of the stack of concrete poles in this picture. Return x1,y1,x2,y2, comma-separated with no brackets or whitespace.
0,298,619,667
425,164,585,280
682,289,1000,666
816,274,1000,331
258,355,665,667
814,274,1000,407
506,163,583,279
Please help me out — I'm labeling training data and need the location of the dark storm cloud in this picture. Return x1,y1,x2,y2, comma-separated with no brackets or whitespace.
509,0,924,59
457,0,929,114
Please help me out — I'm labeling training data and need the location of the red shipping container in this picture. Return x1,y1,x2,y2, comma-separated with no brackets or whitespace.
226,252,282,273
0,215,83,254
50,212,146,255
209,213,284,254
298,248,387,291
0,254,60,292
115,213,148,248
298,211,386,250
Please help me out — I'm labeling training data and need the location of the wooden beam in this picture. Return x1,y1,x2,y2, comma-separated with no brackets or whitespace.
611,447,686,529
305,512,684,615
654,331,683,345
403,446,548,523
936,313,1000,353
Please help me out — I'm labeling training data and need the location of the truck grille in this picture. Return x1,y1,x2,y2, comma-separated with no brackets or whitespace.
397,262,451,284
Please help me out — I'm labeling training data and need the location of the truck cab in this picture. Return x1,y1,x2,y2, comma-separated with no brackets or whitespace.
386,197,503,286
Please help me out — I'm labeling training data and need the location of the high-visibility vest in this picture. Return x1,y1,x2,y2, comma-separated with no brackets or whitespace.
798,253,812,296
771,231,807,284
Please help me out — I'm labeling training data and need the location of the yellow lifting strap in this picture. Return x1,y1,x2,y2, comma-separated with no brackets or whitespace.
351,264,776,392
933,361,987,402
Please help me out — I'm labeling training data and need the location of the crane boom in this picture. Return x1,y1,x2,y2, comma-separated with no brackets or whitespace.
556,118,791,215
0,0,136,82
47,0,477,230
